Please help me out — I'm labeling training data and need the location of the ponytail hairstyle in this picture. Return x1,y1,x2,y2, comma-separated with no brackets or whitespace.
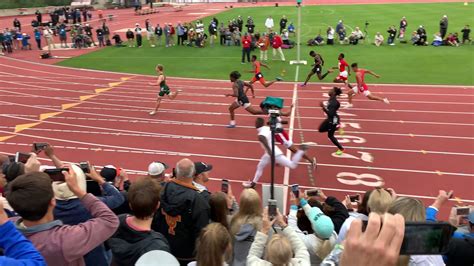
196,223,232,266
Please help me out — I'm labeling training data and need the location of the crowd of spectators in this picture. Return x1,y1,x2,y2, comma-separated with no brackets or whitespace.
1,143,473,266
305,15,471,48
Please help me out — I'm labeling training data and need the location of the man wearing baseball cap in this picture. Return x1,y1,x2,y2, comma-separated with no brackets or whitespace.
193,162,212,202
148,162,169,183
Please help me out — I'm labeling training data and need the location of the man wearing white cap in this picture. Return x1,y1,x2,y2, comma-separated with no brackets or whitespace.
148,161,169,183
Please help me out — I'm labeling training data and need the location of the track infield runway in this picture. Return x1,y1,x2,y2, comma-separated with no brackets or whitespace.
0,56,473,216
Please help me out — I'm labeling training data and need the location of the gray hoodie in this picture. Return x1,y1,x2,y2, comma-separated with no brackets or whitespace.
232,223,257,266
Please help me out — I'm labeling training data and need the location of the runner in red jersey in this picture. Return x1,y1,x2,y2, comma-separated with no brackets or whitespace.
332,53,350,85
347,63,390,107
246,55,283,97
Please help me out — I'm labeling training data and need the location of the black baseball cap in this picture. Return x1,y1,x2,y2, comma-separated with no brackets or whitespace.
194,162,213,176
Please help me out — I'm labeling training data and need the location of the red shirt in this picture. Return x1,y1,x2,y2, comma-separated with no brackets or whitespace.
272,35,282,48
338,59,349,72
242,36,251,48
357,69,366,84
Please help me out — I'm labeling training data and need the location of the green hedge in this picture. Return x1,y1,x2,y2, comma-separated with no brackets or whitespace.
0,0,72,9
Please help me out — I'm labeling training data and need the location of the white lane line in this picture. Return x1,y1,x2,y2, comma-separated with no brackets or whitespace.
0,117,474,156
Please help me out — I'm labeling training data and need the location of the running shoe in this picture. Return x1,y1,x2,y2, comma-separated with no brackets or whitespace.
335,149,344,156
226,124,236,128
300,144,309,151
177,89,183,93
242,181,256,188
383,98,390,104
149,111,157,116
276,77,283,81
346,103,353,108
299,84,306,87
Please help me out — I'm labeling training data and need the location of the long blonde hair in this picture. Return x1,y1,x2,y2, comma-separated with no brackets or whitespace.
196,223,232,266
367,188,393,214
265,234,292,266
230,188,262,235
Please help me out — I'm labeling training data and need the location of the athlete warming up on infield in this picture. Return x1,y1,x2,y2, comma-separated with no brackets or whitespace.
319,87,345,155
149,64,181,115
243,117,309,188
347,63,390,107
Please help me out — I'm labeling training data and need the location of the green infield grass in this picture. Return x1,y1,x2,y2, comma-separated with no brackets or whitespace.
58,2,474,85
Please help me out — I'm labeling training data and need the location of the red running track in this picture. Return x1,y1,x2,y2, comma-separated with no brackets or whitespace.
0,56,473,217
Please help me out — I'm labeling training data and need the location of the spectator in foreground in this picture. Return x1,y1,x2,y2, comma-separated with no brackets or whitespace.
388,197,445,265
147,161,169,183
0,199,46,265
210,186,238,230
188,223,232,266
374,32,384,46
109,178,170,266
313,189,349,234
288,196,336,265
152,158,210,266
247,208,311,265
53,164,124,266
193,162,212,201
444,211,474,266
7,168,119,266
230,188,262,266
338,213,405,266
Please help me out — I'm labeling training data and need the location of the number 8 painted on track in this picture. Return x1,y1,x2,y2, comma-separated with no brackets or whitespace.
336,172,385,187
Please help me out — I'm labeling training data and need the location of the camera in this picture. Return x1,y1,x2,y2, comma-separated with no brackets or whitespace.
268,109,284,133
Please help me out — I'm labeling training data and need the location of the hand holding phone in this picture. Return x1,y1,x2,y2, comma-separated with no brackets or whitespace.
79,162,90,174
44,168,69,182
291,184,299,198
221,179,229,194
305,188,319,197
33,143,48,153
15,152,31,163
268,199,277,219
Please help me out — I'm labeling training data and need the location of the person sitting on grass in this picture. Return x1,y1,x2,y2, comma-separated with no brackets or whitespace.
308,33,324,46
6,168,119,266
446,33,459,47
109,178,170,266
374,32,384,46
432,32,443,46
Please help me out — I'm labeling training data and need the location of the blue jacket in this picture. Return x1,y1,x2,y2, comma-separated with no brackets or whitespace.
0,221,46,266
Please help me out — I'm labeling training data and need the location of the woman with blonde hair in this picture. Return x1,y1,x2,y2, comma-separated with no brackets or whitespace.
188,223,232,266
247,208,311,265
388,197,445,266
230,188,262,266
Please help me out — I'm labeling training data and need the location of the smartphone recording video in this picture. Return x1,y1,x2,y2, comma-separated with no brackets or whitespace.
15,152,31,164
44,168,69,182
305,189,319,197
33,143,48,152
291,184,299,198
456,207,470,216
79,162,90,174
349,194,360,202
221,179,229,194
268,199,277,218
362,221,455,255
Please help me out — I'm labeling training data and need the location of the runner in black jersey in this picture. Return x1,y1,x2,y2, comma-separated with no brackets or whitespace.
225,71,263,128
301,50,333,87
319,87,344,155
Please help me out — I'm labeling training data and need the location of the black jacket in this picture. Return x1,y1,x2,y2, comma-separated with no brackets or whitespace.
152,180,210,261
445,236,474,266
325,196,349,234
109,214,170,266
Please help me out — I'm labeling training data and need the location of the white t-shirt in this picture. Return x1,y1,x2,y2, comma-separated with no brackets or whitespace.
327,29,335,39
257,126,283,156
265,18,274,29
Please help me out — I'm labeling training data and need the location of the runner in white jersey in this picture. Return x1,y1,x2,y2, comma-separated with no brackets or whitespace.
243,117,309,188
